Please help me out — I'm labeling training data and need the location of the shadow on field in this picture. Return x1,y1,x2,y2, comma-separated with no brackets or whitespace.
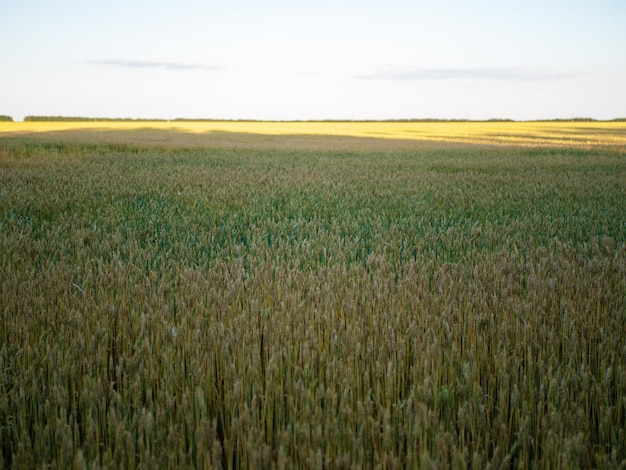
1,127,497,152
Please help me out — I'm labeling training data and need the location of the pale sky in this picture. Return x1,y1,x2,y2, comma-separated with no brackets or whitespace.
2,0,625,121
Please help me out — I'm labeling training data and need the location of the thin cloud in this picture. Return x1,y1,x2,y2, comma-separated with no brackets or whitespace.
90,59,223,71
356,67,573,81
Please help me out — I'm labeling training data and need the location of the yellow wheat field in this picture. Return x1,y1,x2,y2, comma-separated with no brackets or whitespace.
1,120,625,149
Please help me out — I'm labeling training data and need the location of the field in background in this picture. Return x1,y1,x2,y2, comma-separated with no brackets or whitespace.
2,120,626,149
1,127,625,467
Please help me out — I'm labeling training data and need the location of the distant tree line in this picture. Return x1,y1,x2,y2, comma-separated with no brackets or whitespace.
532,118,598,122
171,118,626,123
171,118,265,122
23,116,169,122
173,117,626,123
3,115,625,123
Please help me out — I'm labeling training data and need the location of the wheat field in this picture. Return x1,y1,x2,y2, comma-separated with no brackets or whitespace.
2,120,626,149
1,123,625,468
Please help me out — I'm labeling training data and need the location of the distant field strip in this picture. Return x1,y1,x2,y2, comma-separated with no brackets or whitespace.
1,121,626,148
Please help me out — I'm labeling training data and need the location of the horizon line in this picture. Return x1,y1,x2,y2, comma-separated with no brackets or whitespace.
4,115,626,123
